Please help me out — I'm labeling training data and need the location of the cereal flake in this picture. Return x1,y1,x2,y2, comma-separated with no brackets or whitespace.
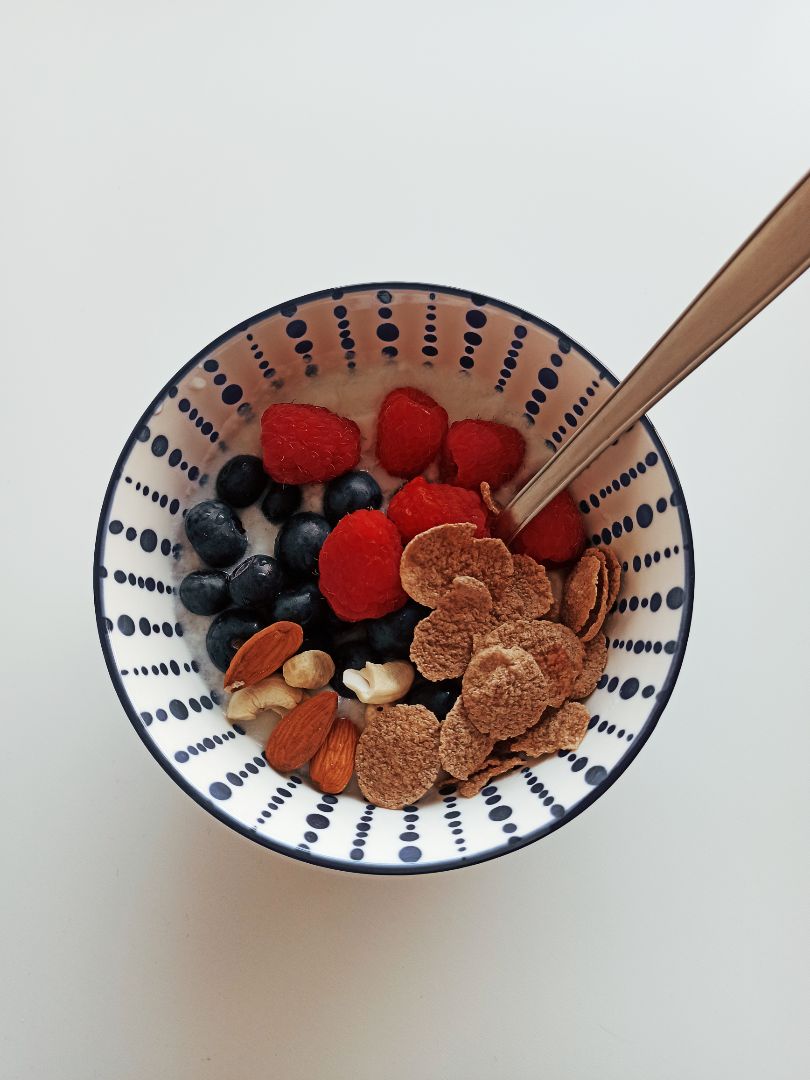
355,704,440,810
462,645,549,740
596,545,622,609
439,698,495,779
410,576,495,680
475,618,585,707
479,481,502,517
458,755,526,798
509,701,590,756
490,554,553,621
400,523,513,608
561,552,610,641
569,633,608,700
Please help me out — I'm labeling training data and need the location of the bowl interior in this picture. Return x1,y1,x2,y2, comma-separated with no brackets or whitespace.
94,284,693,873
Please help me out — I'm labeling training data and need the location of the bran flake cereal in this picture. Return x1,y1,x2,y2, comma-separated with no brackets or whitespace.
509,701,590,757
410,576,495,680
462,645,549,740
568,633,608,700
355,704,440,810
561,552,610,641
399,523,512,608
489,554,554,621
474,618,585,707
458,755,526,798
439,698,495,779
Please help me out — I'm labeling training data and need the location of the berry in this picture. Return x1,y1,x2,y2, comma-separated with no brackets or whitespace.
512,490,587,566
323,470,382,525
441,419,526,490
319,510,407,621
274,512,331,578
206,607,264,672
185,499,248,568
330,641,378,699
260,481,302,524
270,582,328,628
261,403,361,484
376,386,448,478
215,454,267,507
228,554,285,608
405,677,461,720
179,570,230,615
387,477,489,541
300,611,358,655
367,599,430,659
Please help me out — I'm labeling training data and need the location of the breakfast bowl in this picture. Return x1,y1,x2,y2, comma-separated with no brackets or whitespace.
93,283,693,874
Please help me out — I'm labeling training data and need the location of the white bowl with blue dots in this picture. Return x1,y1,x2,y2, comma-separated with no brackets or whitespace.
94,283,693,874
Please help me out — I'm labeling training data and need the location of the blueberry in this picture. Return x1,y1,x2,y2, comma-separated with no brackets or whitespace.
275,512,331,578
271,582,327,628
331,641,378,699
228,554,285,607
405,678,461,720
318,605,362,640
206,607,264,671
367,600,429,659
323,470,383,525
261,481,302,524
185,499,247,568
179,569,230,615
215,454,267,507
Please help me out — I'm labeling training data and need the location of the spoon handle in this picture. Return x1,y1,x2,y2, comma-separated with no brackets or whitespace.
498,170,810,543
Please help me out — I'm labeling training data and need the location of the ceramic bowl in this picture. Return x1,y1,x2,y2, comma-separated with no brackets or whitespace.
94,283,693,874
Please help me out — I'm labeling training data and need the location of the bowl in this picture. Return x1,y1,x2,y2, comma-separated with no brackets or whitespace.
94,283,693,874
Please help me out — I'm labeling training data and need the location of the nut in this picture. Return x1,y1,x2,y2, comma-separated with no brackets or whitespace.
341,661,415,704
282,649,336,689
309,717,359,794
226,675,303,724
265,690,338,772
224,621,304,692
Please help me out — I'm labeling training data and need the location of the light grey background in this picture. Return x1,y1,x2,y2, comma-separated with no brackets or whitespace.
2,2,809,1078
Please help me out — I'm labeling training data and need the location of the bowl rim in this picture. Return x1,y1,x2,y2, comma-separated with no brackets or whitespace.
93,281,694,875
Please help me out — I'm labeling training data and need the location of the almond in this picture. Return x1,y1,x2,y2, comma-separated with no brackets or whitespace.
264,691,338,772
224,621,303,692
309,717,359,794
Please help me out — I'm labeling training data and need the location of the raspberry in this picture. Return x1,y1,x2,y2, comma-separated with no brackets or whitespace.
387,477,489,541
319,510,407,621
261,403,361,484
441,419,525,490
512,490,586,567
376,387,448,478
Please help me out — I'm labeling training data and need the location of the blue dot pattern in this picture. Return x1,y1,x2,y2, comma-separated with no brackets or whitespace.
95,283,693,874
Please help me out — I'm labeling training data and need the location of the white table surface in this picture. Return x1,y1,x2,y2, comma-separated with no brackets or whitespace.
3,2,809,1078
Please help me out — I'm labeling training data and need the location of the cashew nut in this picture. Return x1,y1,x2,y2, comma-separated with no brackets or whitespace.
342,661,415,705
226,675,303,724
282,649,335,690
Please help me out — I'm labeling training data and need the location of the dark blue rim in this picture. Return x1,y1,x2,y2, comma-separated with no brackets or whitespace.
93,281,694,876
